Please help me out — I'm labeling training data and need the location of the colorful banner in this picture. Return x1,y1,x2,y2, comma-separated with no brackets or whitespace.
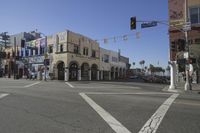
35,39,40,48
40,38,46,48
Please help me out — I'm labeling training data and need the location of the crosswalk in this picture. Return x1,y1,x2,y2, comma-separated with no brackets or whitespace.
0,93,9,99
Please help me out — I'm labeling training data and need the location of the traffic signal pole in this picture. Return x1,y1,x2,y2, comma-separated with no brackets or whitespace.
184,0,191,91
44,36,47,81
131,12,191,91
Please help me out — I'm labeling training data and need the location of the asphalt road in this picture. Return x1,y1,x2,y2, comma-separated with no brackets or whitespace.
0,78,199,133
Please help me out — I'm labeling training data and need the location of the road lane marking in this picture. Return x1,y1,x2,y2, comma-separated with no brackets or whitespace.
0,93,9,99
84,92,171,95
76,86,141,89
138,93,179,133
79,93,131,133
24,82,41,88
65,82,74,88
174,101,200,106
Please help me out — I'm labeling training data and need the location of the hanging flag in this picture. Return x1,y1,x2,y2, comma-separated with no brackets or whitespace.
35,39,40,48
136,32,140,39
40,38,46,48
123,35,128,41
104,38,108,44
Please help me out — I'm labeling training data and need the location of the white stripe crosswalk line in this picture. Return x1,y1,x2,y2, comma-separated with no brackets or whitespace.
0,93,9,99
24,81,41,88
138,94,179,133
80,93,131,133
65,82,74,88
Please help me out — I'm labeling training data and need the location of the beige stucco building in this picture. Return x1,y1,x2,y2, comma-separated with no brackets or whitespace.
2,30,129,81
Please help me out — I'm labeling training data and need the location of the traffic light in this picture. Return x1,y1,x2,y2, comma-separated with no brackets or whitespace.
170,41,177,52
177,39,185,51
177,58,186,72
130,17,136,30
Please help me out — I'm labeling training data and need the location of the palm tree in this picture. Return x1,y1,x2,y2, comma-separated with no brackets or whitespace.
132,62,135,68
166,66,170,76
139,60,145,70
149,64,155,75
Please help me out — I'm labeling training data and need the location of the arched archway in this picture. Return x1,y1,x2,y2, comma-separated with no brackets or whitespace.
123,68,126,78
119,68,122,79
91,64,98,80
69,62,78,81
57,61,65,80
81,63,90,80
111,67,115,80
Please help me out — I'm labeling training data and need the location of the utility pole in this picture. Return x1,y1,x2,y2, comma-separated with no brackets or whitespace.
184,0,191,91
14,37,16,79
44,36,47,81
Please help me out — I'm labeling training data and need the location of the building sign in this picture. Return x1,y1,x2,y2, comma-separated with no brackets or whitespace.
58,32,67,43
26,38,46,48
169,0,185,28
29,56,45,64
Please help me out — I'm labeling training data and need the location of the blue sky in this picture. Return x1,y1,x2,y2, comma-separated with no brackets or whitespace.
0,0,169,69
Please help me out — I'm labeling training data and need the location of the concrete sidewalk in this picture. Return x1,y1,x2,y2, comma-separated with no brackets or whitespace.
163,82,200,94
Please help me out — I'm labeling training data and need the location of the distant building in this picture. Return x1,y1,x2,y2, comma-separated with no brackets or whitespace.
2,31,40,78
3,30,129,81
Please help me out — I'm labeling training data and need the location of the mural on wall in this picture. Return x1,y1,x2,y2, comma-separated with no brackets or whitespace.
169,0,185,27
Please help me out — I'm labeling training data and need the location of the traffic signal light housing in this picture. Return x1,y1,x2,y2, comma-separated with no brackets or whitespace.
130,17,136,30
170,41,177,52
177,39,185,52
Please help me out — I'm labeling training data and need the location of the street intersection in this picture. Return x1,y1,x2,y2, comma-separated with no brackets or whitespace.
0,78,199,133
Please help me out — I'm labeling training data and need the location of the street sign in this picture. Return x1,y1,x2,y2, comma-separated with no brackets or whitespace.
182,22,191,31
141,21,157,28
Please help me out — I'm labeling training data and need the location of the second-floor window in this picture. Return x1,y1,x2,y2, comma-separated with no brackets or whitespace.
74,45,79,54
190,7,200,24
60,44,63,52
112,57,118,62
48,45,53,53
92,50,96,58
103,54,109,63
35,48,38,55
83,47,88,56
40,47,45,55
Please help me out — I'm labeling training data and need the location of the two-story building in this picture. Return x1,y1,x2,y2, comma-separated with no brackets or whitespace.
3,30,129,81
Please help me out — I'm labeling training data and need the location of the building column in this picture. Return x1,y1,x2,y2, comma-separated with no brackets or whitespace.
121,70,123,79
38,46,40,55
97,70,99,80
113,70,116,80
101,71,103,80
78,69,81,81
65,67,69,81
89,69,91,81
169,61,176,90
